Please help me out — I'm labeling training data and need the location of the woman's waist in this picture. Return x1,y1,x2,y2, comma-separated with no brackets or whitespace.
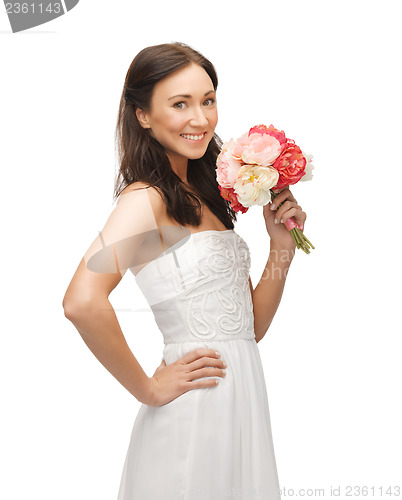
161,335,259,370
162,331,256,345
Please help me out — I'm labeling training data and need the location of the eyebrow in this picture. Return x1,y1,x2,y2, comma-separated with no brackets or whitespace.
168,90,216,101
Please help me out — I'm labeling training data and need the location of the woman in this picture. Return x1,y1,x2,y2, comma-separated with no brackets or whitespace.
63,42,306,499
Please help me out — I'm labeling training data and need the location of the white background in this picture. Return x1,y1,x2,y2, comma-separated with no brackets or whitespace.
1,1,401,499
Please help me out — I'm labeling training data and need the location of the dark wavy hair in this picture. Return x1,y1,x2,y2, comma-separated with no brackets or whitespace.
113,41,237,229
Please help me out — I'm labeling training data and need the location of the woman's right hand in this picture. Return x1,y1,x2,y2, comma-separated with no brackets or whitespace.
146,348,227,407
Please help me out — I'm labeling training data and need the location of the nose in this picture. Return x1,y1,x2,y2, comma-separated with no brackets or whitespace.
189,105,209,129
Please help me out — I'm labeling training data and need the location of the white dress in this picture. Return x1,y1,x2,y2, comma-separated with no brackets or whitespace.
116,229,281,499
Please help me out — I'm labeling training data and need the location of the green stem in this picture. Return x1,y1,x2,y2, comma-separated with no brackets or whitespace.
270,189,315,254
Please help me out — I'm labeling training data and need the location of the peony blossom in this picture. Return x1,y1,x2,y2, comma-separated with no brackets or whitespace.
299,151,314,182
272,142,307,190
216,138,244,188
232,132,283,167
249,124,287,146
233,165,279,207
218,185,249,213
215,122,315,254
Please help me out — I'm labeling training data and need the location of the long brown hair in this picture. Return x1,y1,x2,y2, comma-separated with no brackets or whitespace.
113,41,237,229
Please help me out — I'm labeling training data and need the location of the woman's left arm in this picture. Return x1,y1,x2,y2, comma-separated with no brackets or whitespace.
249,187,307,343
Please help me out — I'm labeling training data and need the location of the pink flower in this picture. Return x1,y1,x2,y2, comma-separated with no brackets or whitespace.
249,124,287,146
216,138,244,188
232,131,283,167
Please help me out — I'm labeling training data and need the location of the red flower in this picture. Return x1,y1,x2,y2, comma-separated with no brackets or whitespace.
247,124,306,190
249,124,287,148
218,185,249,214
272,142,307,190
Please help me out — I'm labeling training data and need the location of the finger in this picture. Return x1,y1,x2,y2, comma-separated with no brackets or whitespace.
186,377,221,389
186,356,226,373
270,187,296,209
280,208,307,225
191,366,226,380
274,201,299,221
180,348,220,365
272,186,288,194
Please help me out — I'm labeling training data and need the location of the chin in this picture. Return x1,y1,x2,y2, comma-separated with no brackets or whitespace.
187,150,208,160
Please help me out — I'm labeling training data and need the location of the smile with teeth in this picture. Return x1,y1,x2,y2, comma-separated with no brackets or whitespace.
180,132,206,141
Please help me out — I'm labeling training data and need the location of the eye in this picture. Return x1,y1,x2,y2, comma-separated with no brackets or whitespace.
204,98,216,106
173,98,216,109
173,101,186,109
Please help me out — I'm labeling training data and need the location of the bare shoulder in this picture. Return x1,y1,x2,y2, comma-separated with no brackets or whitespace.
118,182,165,218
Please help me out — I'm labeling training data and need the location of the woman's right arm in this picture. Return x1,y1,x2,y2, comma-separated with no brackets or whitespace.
63,261,154,404
63,184,226,407
62,183,163,405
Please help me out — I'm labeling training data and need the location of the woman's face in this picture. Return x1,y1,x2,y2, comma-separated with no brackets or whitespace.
136,62,218,167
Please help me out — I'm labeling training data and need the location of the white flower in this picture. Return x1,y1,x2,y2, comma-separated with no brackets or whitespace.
300,151,314,182
233,165,279,207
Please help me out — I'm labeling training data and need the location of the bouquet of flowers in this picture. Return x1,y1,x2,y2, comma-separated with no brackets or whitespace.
215,124,315,254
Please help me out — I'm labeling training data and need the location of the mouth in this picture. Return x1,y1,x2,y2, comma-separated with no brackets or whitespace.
180,132,207,142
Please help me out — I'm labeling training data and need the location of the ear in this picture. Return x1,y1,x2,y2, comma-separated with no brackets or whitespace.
136,108,152,129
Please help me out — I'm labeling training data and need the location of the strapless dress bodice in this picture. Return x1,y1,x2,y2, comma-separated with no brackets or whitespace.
133,229,255,345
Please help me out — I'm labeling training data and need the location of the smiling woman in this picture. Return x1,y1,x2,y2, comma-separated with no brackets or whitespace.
63,41,282,500
117,42,233,229
135,62,218,174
